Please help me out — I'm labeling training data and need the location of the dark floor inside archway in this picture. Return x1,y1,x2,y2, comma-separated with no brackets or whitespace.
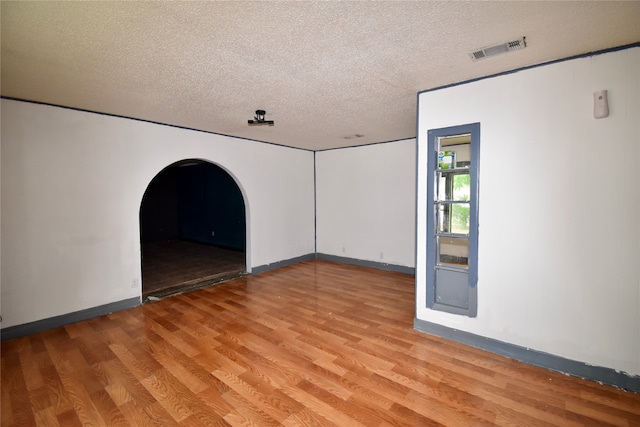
141,240,245,299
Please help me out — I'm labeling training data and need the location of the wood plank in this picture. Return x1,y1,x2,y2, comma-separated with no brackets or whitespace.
2,259,639,426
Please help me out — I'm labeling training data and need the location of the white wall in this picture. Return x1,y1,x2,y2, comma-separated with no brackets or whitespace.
1,100,315,328
316,140,416,268
416,47,640,375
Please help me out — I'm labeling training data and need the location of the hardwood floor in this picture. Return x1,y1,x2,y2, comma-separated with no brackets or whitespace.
2,260,639,426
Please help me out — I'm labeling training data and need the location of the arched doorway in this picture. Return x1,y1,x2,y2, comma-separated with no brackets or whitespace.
140,159,246,298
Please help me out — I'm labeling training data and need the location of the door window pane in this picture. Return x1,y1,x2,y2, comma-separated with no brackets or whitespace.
437,236,469,266
437,202,470,235
437,172,470,201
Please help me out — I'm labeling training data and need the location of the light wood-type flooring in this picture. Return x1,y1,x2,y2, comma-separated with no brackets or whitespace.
2,260,639,426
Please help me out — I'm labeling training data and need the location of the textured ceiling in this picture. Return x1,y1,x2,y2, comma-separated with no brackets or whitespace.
2,1,639,151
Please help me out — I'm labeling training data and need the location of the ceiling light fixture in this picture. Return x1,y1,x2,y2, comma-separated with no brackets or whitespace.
469,37,526,62
343,134,364,139
248,110,274,126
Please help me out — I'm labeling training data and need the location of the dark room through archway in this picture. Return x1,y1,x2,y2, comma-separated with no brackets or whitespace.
140,159,246,298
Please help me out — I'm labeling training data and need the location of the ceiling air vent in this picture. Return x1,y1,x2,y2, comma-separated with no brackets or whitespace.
469,37,526,62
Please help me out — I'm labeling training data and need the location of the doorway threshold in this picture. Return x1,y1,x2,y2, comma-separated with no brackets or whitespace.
143,270,247,302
